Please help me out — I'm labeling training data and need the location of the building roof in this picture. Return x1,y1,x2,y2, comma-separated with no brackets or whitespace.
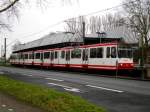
13,32,83,52
13,26,138,52
86,26,138,44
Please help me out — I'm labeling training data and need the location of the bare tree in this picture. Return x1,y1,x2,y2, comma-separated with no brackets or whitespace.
89,16,101,33
0,0,19,13
77,16,88,37
12,39,21,51
0,0,20,31
123,0,150,66
102,14,114,31
0,0,73,32
65,18,77,33
101,13,126,31
65,16,88,38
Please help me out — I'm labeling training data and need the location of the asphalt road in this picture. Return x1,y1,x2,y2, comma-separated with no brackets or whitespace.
0,66,150,112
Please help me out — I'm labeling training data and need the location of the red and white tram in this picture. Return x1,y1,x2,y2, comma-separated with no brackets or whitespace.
10,42,134,71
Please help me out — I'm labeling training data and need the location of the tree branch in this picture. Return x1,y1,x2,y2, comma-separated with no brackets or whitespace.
0,0,19,13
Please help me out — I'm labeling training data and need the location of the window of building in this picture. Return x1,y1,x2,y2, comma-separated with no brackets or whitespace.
71,48,81,58
61,51,65,59
44,52,50,59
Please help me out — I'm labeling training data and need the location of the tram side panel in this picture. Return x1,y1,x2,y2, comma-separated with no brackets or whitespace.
43,50,51,67
34,51,43,66
53,50,60,67
10,43,134,71
59,50,66,67
103,46,118,70
70,48,83,69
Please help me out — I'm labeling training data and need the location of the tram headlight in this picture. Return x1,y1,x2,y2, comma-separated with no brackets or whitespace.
130,63,134,66
118,63,123,67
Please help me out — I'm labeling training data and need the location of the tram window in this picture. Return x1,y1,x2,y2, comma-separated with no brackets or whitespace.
22,54,24,59
29,53,34,59
118,49,133,58
18,54,20,59
16,54,18,59
17,54,20,59
22,54,25,59
61,51,65,59
10,55,13,59
71,49,81,58
66,50,70,61
44,52,50,59
106,47,110,58
90,48,96,58
41,53,43,60
82,49,88,61
32,52,34,59
35,53,40,59
21,54,23,59
14,55,16,59
51,52,54,60
15,54,17,59
25,54,28,59
111,47,116,58
20,54,23,59
97,48,103,58
55,51,58,59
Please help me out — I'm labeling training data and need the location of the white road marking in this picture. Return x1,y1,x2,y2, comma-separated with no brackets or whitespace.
64,88,80,92
27,75,33,76
45,77,64,82
86,85,124,93
8,109,13,111
47,83,80,92
22,74,33,76
1,104,6,107
0,72,4,74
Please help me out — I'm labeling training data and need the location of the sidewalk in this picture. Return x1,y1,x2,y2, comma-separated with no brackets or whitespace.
0,92,44,112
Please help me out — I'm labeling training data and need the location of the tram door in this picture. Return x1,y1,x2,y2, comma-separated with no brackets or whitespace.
66,50,70,65
82,48,89,65
50,51,54,65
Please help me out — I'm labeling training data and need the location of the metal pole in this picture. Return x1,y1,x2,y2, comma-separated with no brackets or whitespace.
82,22,85,44
4,38,6,64
116,56,118,78
1,45,3,58
139,36,145,80
141,41,145,80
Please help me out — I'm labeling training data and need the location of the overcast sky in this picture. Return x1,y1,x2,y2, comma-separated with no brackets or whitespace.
1,0,123,57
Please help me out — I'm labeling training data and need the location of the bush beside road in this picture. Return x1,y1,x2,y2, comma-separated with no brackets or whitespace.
0,75,105,112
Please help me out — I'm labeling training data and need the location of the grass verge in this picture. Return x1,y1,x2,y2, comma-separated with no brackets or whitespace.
0,75,105,112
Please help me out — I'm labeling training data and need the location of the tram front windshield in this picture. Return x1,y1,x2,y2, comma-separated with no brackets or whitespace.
118,48,133,58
